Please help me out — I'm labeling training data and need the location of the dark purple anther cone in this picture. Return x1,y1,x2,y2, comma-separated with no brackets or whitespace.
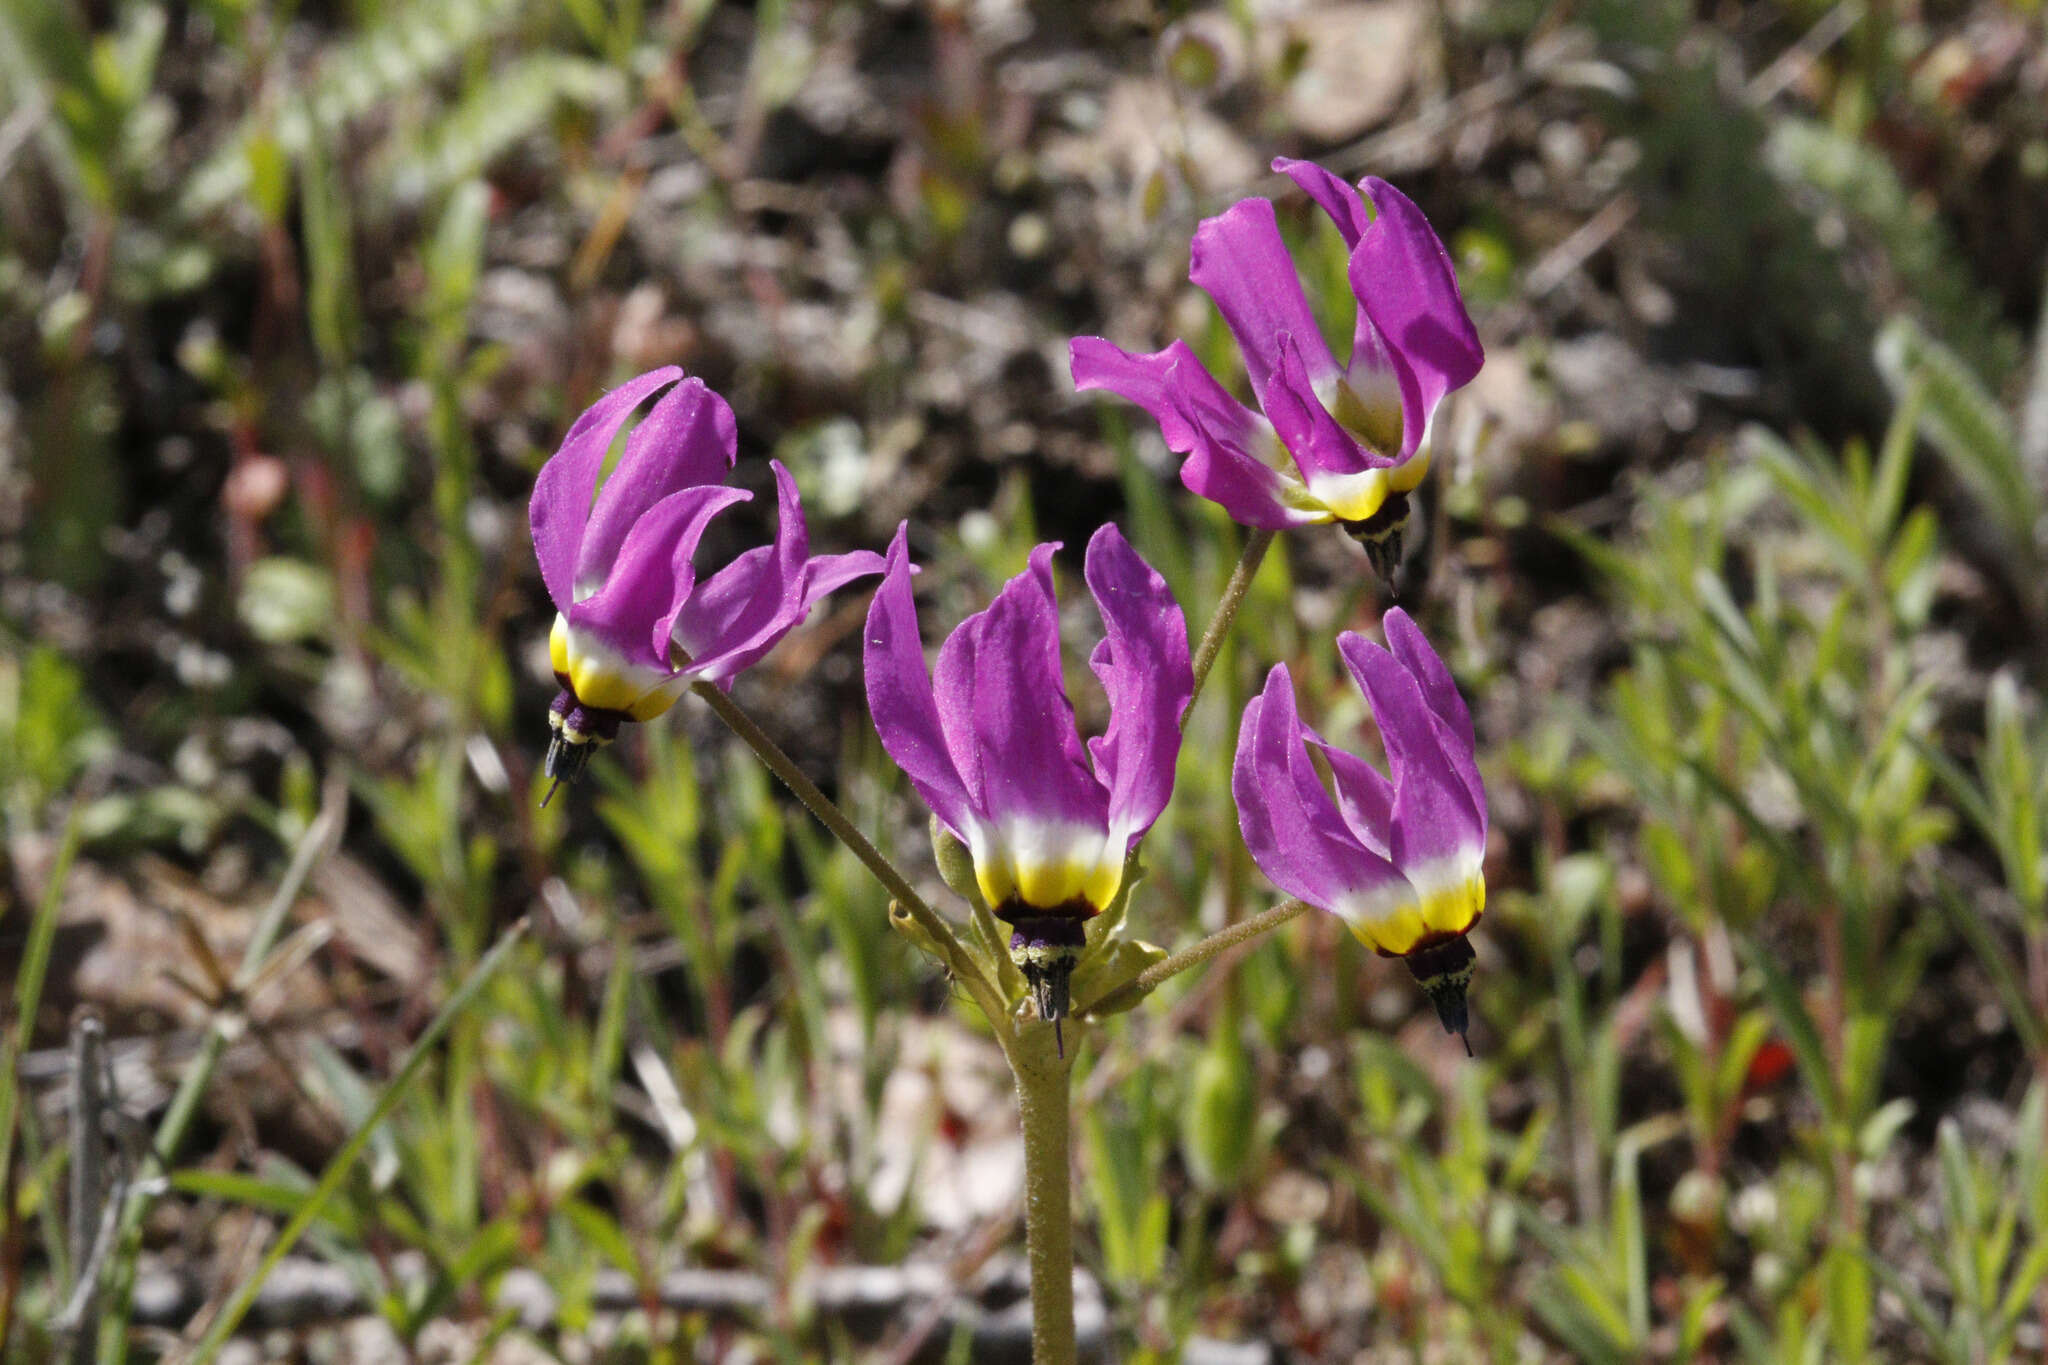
1345,491,1410,590
999,908,1090,1054
543,690,627,794
1401,932,1476,1056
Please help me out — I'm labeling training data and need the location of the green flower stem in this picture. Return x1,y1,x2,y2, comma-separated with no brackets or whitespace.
1186,527,1275,719
1089,899,1310,1015
1007,1021,1078,1365
691,681,1006,1024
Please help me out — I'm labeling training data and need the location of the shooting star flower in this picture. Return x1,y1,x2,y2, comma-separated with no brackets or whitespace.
1071,159,1483,582
531,367,883,796
864,523,1192,1046
1233,609,1487,1048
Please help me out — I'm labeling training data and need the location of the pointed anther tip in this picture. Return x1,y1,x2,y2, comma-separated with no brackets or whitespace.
1055,1019,1065,1059
539,777,562,809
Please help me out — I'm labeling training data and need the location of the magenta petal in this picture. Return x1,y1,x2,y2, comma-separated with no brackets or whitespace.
574,377,739,598
1382,607,1485,819
1338,631,1485,868
566,484,750,670
668,461,809,684
934,545,1107,834
1190,196,1339,402
530,367,682,611
1233,666,1407,911
1264,332,1394,479
680,492,885,689
1071,334,1318,528
1178,442,1321,529
1161,357,1327,529
1299,723,1395,859
1082,524,1191,854
1271,156,1371,248
1352,179,1484,458
670,544,776,664
863,526,978,841
1070,337,1203,451
800,549,888,609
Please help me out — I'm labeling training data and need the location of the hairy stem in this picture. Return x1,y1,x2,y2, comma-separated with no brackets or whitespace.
1008,1024,1077,1365
692,681,1005,1021
1186,528,1275,718
1087,900,1310,1015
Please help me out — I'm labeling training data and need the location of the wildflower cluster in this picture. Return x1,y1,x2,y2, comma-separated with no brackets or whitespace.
527,160,1489,1047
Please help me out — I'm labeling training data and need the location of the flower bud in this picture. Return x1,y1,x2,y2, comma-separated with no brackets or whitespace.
1182,1031,1257,1193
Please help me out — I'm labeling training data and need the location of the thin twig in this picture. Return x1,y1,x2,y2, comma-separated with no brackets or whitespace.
63,1016,105,1364
1524,193,1638,298
1746,3,1861,108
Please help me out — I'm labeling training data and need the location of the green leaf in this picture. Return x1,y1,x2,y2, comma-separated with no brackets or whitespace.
1180,1030,1256,1193
298,133,358,367
1071,938,1166,1017
1875,315,2036,554
238,557,337,643
560,1198,641,1278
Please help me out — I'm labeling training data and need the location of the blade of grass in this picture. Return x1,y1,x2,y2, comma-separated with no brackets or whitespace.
185,918,528,1362
0,808,82,1199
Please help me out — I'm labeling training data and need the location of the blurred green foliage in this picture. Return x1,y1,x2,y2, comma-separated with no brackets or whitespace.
1,0,2046,1360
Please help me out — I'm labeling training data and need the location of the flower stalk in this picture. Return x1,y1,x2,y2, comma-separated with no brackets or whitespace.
1086,899,1310,1015
1187,528,1274,713
689,680,1006,1023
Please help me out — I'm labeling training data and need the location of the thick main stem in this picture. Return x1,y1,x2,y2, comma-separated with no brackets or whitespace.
691,681,1004,1019
1010,1026,1077,1365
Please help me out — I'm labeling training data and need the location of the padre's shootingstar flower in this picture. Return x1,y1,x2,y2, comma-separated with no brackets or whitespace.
1071,158,1484,583
1233,608,1487,1050
530,366,884,798
864,523,1193,1047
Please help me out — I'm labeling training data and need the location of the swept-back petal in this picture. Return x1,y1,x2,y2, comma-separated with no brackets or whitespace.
566,484,750,670
1082,524,1191,855
1265,333,1390,480
1352,179,1484,459
1298,721,1395,859
574,377,739,599
678,489,885,688
1338,631,1485,870
1190,196,1339,402
863,526,979,842
670,544,775,666
1233,666,1407,915
530,367,681,611
1382,608,1484,816
800,548,889,608
1070,337,1205,452
1272,156,1371,247
1163,356,1330,529
935,545,1107,838
668,461,808,684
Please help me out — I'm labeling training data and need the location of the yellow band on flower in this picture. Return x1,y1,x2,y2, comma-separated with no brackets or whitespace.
550,615,688,722
1348,868,1485,958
